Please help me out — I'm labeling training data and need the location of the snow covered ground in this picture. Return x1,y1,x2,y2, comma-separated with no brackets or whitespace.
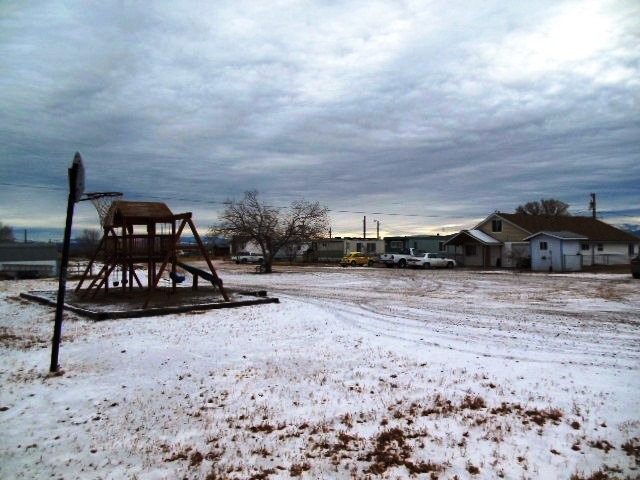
1,262,639,479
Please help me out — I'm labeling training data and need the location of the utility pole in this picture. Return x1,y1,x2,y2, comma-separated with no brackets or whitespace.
363,215,366,239
374,219,380,239
589,193,597,219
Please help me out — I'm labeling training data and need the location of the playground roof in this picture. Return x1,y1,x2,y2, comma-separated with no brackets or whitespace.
110,201,175,226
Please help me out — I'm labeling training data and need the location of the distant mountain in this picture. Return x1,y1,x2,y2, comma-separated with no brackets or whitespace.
618,224,640,238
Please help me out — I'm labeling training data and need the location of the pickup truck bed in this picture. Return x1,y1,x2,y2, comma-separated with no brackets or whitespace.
378,248,420,268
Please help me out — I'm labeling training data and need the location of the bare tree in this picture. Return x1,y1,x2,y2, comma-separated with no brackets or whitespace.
515,198,570,216
212,191,330,273
73,228,101,258
0,222,15,243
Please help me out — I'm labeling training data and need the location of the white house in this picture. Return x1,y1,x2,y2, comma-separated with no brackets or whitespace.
445,213,639,268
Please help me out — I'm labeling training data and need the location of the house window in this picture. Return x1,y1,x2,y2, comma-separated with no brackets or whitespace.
366,243,376,253
597,243,603,252
356,242,362,252
390,241,403,249
465,244,477,256
539,241,548,251
438,241,444,251
492,219,502,232
630,244,636,255
581,243,589,251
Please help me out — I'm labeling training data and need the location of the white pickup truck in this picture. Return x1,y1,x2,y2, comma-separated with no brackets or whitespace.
407,252,456,269
378,248,421,268
232,252,264,264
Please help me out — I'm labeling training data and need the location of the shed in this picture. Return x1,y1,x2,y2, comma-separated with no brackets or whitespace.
523,231,588,272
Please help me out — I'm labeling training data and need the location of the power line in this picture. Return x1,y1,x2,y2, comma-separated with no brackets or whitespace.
2,180,638,221
0,180,466,219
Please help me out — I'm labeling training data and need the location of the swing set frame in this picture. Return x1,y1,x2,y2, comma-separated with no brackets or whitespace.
76,198,228,308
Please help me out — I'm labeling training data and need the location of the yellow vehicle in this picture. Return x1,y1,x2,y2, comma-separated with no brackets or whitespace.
340,252,375,267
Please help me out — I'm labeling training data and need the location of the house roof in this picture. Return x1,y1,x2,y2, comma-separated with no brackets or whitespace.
494,213,638,242
523,231,588,241
444,229,501,246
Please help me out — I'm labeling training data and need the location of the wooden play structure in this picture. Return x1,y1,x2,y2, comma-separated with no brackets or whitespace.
76,200,229,308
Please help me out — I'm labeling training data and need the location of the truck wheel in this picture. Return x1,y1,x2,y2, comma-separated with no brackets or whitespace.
447,262,454,268
423,263,430,269
398,259,406,268
351,260,357,267
241,258,248,264
367,260,374,267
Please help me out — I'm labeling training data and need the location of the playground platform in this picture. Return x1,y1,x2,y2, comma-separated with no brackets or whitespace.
21,286,279,321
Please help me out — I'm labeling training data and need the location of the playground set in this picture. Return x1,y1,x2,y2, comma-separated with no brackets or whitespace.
23,191,278,318
75,195,229,309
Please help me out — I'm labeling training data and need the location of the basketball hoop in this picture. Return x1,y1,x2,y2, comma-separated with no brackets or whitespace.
81,191,123,228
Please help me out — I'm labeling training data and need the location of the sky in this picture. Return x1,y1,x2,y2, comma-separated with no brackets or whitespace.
1,0,639,240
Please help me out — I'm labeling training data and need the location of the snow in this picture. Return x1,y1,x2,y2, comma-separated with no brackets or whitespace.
1,263,639,479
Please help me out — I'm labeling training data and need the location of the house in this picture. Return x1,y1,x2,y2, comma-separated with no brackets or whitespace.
384,234,455,255
307,237,385,262
0,242,59,278
445,212,639,269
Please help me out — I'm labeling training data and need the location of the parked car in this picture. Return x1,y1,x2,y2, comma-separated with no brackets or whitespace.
407,252,456,269
631,255,640,279
232,252,264,264
340,252,375,267
378,248,421,268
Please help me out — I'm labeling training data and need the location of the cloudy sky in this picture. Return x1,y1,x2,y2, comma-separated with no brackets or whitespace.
1,0,639,239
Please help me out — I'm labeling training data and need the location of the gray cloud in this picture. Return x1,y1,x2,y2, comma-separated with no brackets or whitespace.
1,0,638,237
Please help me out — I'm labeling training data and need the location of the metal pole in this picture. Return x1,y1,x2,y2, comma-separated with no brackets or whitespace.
50,155,83,373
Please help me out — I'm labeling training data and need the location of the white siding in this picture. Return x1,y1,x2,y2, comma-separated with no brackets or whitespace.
581,243,634,266
529,235,583,272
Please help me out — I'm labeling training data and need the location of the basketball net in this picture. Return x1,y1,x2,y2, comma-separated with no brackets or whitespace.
82,192,123,228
